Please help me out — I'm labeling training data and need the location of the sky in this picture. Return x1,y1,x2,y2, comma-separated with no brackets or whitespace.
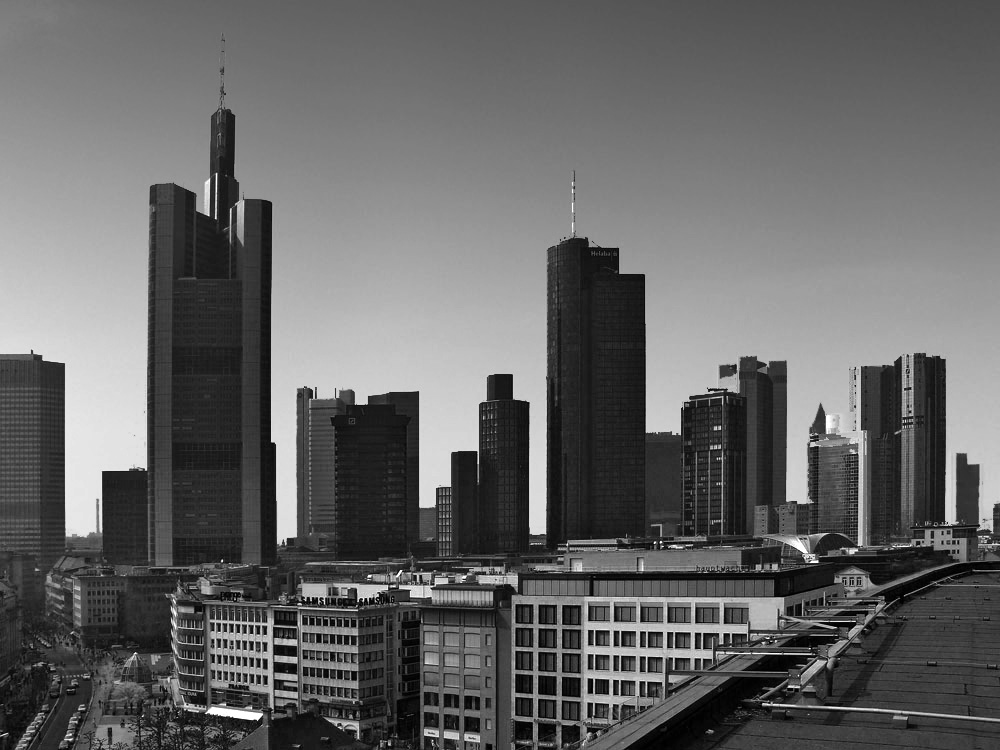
2,1,999,538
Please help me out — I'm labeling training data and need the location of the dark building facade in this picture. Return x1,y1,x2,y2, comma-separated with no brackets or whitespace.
435,487,453,556
954,453,979,526
0,353,65,570
682,391,746,536
102,468,149,565
849,355,946,541
646,432,683,536
331,404,410,559
368,391,420,545
296,387,354,539
147,94,276,566
546,237,645,547
451,450,479,555
718,357,787,532
479,374,530,554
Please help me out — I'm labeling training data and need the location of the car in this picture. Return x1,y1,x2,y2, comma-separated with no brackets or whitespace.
58,742,71,750
63,733,75,743
40,704,51,713
78,704,87,713
82,674,91,681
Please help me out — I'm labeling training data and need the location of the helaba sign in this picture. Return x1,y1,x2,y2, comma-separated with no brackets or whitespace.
589,249,618,258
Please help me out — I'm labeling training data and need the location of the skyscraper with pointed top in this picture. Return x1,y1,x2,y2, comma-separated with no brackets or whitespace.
546,236,645,548
147,58,276,565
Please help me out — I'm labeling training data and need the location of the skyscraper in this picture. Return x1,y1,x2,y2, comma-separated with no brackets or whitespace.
546,237,645,548
0,353,64,569
848,355,946,541
368,391,420,544
646,432,683,536
330,404,410,559
808,415,871,544
102,468,148,565
296,387,354,539
451,450,479,555
681,391,746,536
955,453,980,525
718,357,787,533
147,87,276,566
478,374,529,554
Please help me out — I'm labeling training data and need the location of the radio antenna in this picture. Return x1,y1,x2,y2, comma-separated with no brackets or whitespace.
571,170,576,238
218,34,226,111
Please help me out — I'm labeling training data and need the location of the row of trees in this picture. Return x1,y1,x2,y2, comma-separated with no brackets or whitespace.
81,710,250,750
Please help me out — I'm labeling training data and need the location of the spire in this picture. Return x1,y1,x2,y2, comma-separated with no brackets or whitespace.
571,170,576,238
218,34,226,112
809,403,826,436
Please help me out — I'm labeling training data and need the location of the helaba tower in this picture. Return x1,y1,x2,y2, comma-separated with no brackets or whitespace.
546,235,645,548
147,56,276,565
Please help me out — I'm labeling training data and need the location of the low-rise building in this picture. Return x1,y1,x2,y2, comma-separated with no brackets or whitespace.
834,565,872,596
911,522,980,562
510,567,841,748
0,579,23,676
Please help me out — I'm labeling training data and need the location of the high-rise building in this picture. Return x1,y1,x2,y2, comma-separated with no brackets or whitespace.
479,374,530,554
330,404,410,559
848,355,946,540
718,357,787,532
368,391,420,544
546,237,645,547
646,432,683,536
0,353,65,569
954,453,980,525
807,415,871,544
435,487,453,556
296,387,355,539
147,87,275,566
451,450,479,555
102,468,148,565
681,391,746,537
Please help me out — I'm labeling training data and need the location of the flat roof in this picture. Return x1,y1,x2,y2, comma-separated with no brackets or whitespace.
690,569,1000,749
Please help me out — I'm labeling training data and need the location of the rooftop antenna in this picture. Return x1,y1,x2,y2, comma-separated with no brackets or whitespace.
571,170,576,238
218,33,226,111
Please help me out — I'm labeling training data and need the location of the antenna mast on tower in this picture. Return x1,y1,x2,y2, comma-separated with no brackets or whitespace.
219,34,226,110
571,170,576,238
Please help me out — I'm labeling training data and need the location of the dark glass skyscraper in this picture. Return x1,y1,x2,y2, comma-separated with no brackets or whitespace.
955,453,980,526
147,93,276,566
546,237,645,547
102,468,148,565
330,404,410,559
368,391,420,544
0,353,64,569
479,374,529,554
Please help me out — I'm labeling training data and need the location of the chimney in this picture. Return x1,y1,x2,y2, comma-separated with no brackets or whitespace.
285,703,297,719
309,699,320,716
261,707,272,728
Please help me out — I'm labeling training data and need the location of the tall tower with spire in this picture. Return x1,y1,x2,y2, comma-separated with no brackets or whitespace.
147,46,276,566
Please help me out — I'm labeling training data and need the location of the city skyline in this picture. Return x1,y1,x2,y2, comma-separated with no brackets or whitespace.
3,2,999,538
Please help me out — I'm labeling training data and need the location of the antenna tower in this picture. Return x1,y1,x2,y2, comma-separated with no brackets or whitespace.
571,170,576,238
96,498,100,534
219,34,226,110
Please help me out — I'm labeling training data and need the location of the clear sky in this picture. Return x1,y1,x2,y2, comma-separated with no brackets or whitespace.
2,1,998,538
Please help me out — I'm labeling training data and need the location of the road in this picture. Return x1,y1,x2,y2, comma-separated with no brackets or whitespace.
34,642,94,750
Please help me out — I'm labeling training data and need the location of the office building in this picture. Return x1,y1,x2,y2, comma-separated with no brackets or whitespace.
718,357,787,532
0,579,22,678
368,391,420,544
420,584,513,750
296,388,355,539
510,568,840,748
330,404,410,559
419,507,437,541
681,391,746,537
0,353,65,570
102,468,148,565
546,237,645,548
807,415,870,545
646,433,682,536
436,487,454,557
171,578,422,744
479,375,530,554
848,355,946,541
911,522,978,562
147,86,276,566
451,451,479,556
954,453,980,525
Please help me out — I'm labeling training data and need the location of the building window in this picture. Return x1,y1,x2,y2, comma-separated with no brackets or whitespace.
538,699,557,719
538,629,558,649
562,677,581,697
562,629,581,650
620,631,636,647
695,606,720,624
538,652,557,672
562,605,582,625
538,676,557,695
723,606,749,624
562,701,581,721
588,604,610,622
668,605,691,623
515,651,533,671
514,697,533,717
515,628,533,647
640,605,663,623
515,605,533,624
538,605,557,624
614,605,636,622
562,653,581,673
